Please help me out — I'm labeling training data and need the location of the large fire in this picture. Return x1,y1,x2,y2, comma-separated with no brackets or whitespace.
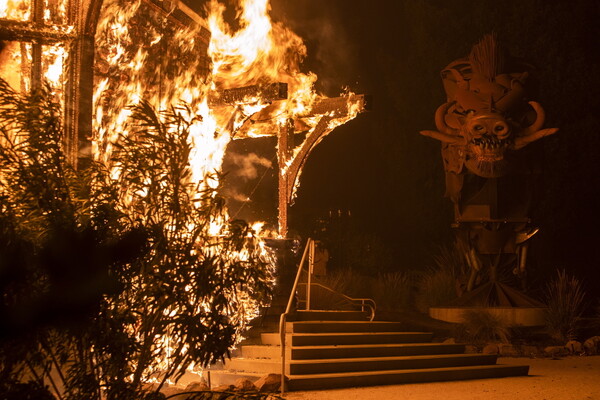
0,0,364,386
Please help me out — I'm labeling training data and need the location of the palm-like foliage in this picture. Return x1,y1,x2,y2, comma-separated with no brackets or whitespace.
107,101,274,391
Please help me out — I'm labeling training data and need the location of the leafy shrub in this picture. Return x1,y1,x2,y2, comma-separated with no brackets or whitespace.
544,269,586,343
456,309,511,344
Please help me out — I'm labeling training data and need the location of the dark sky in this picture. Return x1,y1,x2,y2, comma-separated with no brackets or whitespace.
186,0,600,293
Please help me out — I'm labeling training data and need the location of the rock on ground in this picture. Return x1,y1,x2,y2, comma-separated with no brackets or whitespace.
255,373,288,392
584,336,600,354
235,377,257,391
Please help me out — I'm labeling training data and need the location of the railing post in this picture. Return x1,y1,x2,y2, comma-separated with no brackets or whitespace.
279,313,287,394
307,239,314,310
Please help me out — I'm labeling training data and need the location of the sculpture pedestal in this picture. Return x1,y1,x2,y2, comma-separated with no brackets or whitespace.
429,281,547,327
429,306,546,327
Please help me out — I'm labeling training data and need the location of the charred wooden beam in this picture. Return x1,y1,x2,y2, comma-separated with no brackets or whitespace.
0,20,76,43
210,83,288,106
233,93,368,139
274,93,369,236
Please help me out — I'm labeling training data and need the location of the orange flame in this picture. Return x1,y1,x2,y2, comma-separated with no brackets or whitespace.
0,0,30,21
207,0,318,116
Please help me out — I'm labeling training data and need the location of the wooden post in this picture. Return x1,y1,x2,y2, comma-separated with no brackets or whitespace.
277,117,294,237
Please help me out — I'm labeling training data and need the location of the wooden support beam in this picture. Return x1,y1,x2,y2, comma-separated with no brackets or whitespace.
234,93,369,138
0,20,76,43
210,83,288,106
299,94,371,118
142,0,211,39
278,118,295,237
283,115,332,202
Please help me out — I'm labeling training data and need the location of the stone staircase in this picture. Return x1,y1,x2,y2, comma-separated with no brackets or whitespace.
211,309,530,391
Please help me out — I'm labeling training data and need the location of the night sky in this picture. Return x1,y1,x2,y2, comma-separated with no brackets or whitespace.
187,1,600,296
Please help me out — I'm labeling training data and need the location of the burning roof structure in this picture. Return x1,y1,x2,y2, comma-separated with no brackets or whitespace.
0,0,367,236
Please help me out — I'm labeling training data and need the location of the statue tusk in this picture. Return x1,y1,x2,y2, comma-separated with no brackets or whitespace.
420,130,466,145
513,128,559,150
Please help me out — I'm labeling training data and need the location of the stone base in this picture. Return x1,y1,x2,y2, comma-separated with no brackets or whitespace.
429,306,547,327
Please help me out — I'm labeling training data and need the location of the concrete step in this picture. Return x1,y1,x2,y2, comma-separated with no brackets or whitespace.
290,354,498,375
262,331,433,346
287,364,530,391
225,353,498,375
291,343,467,360
290,310,369,321
241,342,466,360
287,320,406,333
240,344,283,359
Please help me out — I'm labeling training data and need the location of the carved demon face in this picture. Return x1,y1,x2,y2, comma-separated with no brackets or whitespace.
421,101,558,179
462,111,512,177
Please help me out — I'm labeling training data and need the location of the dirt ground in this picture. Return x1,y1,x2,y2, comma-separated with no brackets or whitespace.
284,356,600,400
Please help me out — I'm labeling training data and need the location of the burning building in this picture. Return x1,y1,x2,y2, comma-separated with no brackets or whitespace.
0,0,369,394
0,0,367,237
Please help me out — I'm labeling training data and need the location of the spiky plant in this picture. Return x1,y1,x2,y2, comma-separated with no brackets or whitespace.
309,269,364,310
544,269,586,343
457,309,511,344
372,271,414,311
416,244,468,312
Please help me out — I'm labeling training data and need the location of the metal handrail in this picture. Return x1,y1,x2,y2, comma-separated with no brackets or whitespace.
298,281,376,321
278,238,377,394
279,238,312,394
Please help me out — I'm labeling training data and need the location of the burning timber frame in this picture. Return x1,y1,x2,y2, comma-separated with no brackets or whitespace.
0,0,367,238
211,83,368,236
0,0,208,167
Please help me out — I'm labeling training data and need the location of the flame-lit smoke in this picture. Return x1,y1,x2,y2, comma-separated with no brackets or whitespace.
228,152,273,180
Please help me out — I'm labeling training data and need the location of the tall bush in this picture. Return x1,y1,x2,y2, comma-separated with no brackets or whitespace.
0,80,274,399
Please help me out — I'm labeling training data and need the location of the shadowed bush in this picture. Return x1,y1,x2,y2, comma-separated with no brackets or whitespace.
544,269,586,343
